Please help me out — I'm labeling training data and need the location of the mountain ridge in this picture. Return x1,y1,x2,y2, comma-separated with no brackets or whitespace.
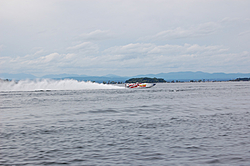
1,71,250,82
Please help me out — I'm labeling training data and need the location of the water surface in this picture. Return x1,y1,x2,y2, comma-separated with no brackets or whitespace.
1,81,250,165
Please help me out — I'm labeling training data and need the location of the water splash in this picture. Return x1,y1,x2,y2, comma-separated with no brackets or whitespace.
0,79,123,91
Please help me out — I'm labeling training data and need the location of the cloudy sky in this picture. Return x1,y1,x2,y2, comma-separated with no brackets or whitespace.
0,0,250,76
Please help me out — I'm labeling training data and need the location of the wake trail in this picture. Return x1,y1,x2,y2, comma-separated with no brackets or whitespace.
0,79,123,91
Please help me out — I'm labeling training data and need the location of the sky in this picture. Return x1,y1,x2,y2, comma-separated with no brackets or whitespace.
0,0,250,77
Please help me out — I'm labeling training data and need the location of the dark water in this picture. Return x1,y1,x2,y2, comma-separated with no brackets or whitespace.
1,81,250,165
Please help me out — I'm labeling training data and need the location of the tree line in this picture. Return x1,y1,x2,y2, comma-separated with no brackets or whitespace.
125,77,166,83
231,78,250,81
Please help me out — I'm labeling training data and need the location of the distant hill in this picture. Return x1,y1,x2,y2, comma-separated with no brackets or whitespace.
136,71,250,81
1,71,250,82
41,74,88,79
0,73,37,80
63,76,129,83
233,78,250,81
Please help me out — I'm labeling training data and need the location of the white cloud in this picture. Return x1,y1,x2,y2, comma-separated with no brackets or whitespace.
0,44,5,51
139,21,221,41
1,1,250,76
40,53,60,63
239,30,250,36
97,42,250,74
1,42,249,75
103,43,156,56
138,17,250,42
66,42,99,55
67,42,93,50
220,17,250,24
79,30,114,41
104,43,228,57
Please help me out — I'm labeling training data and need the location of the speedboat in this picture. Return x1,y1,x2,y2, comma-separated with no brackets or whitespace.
125,83,156,88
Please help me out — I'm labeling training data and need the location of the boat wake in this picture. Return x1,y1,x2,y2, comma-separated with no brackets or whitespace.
0,79,123,91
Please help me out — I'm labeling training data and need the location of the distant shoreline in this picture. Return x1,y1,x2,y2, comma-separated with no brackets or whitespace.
1,77,250,84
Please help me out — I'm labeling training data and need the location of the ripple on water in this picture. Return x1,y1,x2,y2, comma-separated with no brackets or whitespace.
1,82,250,165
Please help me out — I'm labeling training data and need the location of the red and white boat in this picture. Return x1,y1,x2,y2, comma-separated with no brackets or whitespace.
125,83,156,88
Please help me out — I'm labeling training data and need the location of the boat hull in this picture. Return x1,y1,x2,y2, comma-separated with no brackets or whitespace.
125,83,156,88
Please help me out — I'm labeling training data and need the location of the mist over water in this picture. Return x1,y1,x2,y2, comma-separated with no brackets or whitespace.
0,79,123,91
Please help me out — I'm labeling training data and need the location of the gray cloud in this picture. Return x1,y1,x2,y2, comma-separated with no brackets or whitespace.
66,42,99,54
1,41,248,76
239,30,250,36
1,0,250,76
79,30,114,41
0,44,5,51
138,21,222,41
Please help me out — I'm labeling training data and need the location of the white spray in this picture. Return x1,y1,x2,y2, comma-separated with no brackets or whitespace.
0,79,123,91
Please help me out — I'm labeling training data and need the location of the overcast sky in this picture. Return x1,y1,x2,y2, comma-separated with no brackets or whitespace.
0,0,250,76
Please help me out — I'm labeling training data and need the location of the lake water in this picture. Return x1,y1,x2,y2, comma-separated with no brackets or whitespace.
1,80,250,165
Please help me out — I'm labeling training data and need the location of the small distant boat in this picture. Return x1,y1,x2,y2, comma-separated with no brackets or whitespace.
125,83,156,88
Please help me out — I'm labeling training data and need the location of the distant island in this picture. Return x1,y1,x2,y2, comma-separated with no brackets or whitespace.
0,78,11,82
1,72,250,83
231,78,250,81
125,77,166,83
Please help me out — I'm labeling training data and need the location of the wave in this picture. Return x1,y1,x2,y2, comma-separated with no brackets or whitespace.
0,79,123,91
